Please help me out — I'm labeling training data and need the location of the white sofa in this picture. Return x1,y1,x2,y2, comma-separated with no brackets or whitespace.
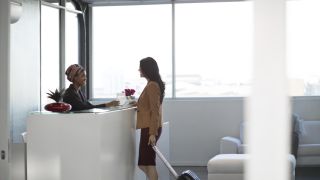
220,120,320,166
296,120,320,166
207,154,296,180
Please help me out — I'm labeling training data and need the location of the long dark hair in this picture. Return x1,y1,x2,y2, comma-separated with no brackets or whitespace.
140,57,165,104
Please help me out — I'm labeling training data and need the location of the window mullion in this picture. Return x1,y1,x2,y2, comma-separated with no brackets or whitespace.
59,0,66,90
172,1,176,98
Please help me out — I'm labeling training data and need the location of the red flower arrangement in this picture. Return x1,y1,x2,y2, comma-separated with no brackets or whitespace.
44,88,71,112
124,88,135,96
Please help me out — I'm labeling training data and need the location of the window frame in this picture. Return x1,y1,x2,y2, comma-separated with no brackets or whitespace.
88,0,251,99
40,0,82,108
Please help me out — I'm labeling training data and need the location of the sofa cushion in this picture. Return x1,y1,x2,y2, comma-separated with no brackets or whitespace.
238,144,247,154
208,154,295,174
207,154,247,174
299,121,320,144
239,121,246,144
220,136,242,154
298,144,320,156
296,156,320,166
292,114,305,135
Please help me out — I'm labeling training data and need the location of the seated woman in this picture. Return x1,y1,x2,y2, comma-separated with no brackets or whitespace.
63,64,119,111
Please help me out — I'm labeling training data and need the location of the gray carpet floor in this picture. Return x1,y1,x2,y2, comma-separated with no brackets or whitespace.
170,166,320,180
296,167,320,180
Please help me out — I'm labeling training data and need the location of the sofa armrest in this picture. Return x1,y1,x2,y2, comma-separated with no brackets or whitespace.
220,136,242,154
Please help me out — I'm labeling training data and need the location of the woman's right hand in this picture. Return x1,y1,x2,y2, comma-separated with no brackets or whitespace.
129,100,137,106
148,135,156,146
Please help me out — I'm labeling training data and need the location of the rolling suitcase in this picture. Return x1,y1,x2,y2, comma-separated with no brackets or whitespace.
152,145,200,180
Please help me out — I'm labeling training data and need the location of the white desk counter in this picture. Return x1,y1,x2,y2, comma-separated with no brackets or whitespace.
27,106,137,180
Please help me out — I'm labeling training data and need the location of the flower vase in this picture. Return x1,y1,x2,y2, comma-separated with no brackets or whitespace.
126,96,135,104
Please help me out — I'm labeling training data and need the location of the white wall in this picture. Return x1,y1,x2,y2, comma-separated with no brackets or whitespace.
163,98,244,166
10,0,40,143
10,0,40,180
163,97,320,166
292,96,320,120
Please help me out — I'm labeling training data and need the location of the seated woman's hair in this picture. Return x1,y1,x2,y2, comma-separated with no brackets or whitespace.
65,64,84,82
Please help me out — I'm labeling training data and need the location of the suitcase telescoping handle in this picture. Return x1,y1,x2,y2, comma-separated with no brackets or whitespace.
152,145,179,179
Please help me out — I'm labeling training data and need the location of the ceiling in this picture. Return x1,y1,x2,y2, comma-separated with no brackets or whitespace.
82,0,171,5
42,0,242,6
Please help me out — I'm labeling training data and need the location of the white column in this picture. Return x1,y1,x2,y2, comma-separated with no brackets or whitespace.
246,1,290,180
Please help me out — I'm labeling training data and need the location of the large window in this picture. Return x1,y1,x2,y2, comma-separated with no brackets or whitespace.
41,5,60,107
92,2,252,98
175,2,253,97
91,0,320,98
65,4,79,87
41,2,80,109
92,5,172,98
287,0,320,96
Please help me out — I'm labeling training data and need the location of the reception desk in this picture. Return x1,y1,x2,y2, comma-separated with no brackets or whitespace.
27,107,137,180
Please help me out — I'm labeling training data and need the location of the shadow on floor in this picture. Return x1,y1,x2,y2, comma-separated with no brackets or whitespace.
172,166,207,180
296,167,320,180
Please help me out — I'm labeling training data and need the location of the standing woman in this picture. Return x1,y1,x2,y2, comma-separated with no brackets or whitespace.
63,64,119,111
136,57,165,180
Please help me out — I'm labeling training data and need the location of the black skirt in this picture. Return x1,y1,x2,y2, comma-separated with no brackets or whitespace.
138,127,162,166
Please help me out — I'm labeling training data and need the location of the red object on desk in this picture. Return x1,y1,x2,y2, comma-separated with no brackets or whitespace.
44,102,72,112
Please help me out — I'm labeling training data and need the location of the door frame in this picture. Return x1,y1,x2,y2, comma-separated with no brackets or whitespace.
0,0,11,180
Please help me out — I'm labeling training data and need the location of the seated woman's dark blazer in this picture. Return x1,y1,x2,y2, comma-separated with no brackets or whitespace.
63,84,104,111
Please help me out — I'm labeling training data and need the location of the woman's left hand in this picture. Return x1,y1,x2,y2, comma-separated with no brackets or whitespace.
148,135,156,146
106,100,120,107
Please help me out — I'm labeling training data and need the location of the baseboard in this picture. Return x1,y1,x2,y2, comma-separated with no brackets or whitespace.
171,161,207,166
